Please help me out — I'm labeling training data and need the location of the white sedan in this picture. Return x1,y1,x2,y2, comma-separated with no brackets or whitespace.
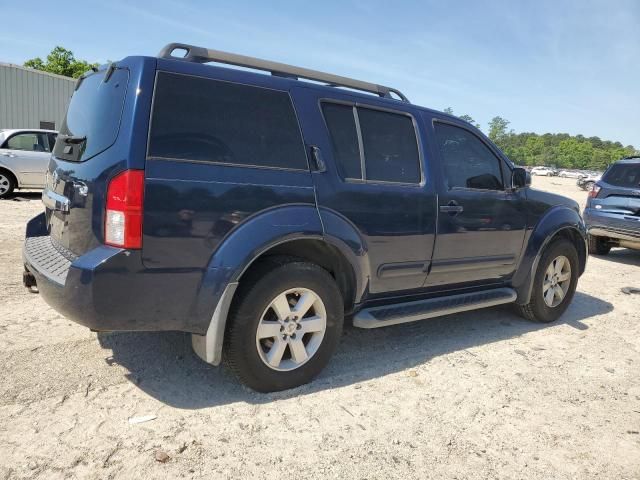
0,129,57,198
558,170,584,178
531,166,555,176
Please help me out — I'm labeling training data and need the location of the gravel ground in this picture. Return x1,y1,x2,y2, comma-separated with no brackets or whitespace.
0,176,639,479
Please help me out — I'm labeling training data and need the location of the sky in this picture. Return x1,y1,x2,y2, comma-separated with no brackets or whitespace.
1,0,639,147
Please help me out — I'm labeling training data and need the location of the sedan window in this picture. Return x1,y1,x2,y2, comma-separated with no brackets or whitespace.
4,133,50,152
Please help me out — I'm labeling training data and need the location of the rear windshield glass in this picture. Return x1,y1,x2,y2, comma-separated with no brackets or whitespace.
53,68,129,162
602,163,640,188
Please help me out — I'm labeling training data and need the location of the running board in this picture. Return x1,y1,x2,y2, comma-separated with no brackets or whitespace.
353,288,517,329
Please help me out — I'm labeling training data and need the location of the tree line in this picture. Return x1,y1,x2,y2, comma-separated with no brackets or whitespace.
22,47,638,172
24,46,98,79
445,108,638,171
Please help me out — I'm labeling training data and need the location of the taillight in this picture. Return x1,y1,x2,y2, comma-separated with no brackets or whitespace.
105,169,144,249
588,184,601,198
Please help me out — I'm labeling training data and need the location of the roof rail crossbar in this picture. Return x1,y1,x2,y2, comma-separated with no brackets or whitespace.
157,43,410,103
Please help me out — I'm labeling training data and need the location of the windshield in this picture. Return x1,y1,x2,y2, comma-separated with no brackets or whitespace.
53,67,129,162
602,163,640,188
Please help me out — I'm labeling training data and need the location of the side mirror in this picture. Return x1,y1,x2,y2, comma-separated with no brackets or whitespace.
512,167,531,189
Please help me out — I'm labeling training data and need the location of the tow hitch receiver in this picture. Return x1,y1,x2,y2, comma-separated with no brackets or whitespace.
23,269,38,293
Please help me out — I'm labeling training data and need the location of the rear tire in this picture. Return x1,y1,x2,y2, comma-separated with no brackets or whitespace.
225,258,343,392
585,181,595,192
516,239,579,323
0,170,16,199
588,235,611,255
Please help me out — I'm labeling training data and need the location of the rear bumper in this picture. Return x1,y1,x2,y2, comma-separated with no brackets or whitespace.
23,213,218,334
584,208,640,243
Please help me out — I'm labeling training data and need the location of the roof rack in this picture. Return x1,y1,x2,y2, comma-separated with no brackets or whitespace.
157,43,410,103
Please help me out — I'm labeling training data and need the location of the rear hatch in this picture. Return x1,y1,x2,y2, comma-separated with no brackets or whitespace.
591,161,640,228
43,58,154,256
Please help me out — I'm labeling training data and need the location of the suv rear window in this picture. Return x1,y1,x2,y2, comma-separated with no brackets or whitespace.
54,68,129,162
148,72,308,170
321,103,362,179
602,162,640,188
321,103,421,184
357,108,420,183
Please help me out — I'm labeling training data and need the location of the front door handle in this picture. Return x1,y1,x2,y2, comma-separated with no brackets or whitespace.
1,151,15,157
439,201,464,215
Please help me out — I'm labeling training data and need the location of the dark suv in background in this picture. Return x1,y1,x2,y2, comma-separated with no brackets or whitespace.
584,157,640,254
23,43,587,392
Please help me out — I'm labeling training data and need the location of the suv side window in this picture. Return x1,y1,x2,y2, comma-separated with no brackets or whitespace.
148,72,308,170
321,102,421,184
357,108,421,183
4,132,50,152
434,123,503,190
321,103,362,179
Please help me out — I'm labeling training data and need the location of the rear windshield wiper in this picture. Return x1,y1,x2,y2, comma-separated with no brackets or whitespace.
104,63,116,83
62,135,87,144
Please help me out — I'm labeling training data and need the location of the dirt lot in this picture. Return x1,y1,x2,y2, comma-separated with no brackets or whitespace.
0,176,639,479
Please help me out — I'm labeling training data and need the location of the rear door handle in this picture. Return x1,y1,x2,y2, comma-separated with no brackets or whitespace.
1,151,15,157
439,201,464,215
310,145,326,172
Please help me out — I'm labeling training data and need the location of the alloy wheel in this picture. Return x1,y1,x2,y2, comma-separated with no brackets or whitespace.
0,174,10,196
255,288,327,371
543,255,572,308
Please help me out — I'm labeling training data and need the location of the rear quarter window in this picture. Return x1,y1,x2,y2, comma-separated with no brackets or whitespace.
148,72,308,170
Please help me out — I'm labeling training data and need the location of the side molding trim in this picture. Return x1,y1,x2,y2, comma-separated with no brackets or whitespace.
191,282,239,365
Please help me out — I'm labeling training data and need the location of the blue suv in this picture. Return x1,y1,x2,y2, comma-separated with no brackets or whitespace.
23,43,587,392
584,157,640,254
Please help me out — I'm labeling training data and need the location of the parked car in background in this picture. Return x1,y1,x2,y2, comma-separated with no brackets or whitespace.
0,129,57,198
578,172,601,192
558,170,583,179
584,157,640,254
531,166,556,176
23,42,587,392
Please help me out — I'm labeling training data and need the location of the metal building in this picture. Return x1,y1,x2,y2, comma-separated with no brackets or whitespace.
0,62,75,131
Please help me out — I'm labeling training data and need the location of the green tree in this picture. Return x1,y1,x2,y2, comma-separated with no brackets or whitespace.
442,108,480,129
488,116,511,144
493,126,637,170
458,114,481,129
522,136,545,165
556,139,594,169
24,46,98,78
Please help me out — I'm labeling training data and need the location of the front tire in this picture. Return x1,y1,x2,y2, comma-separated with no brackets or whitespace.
517,239,579,323
225,258,343,392
588,235,611,255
